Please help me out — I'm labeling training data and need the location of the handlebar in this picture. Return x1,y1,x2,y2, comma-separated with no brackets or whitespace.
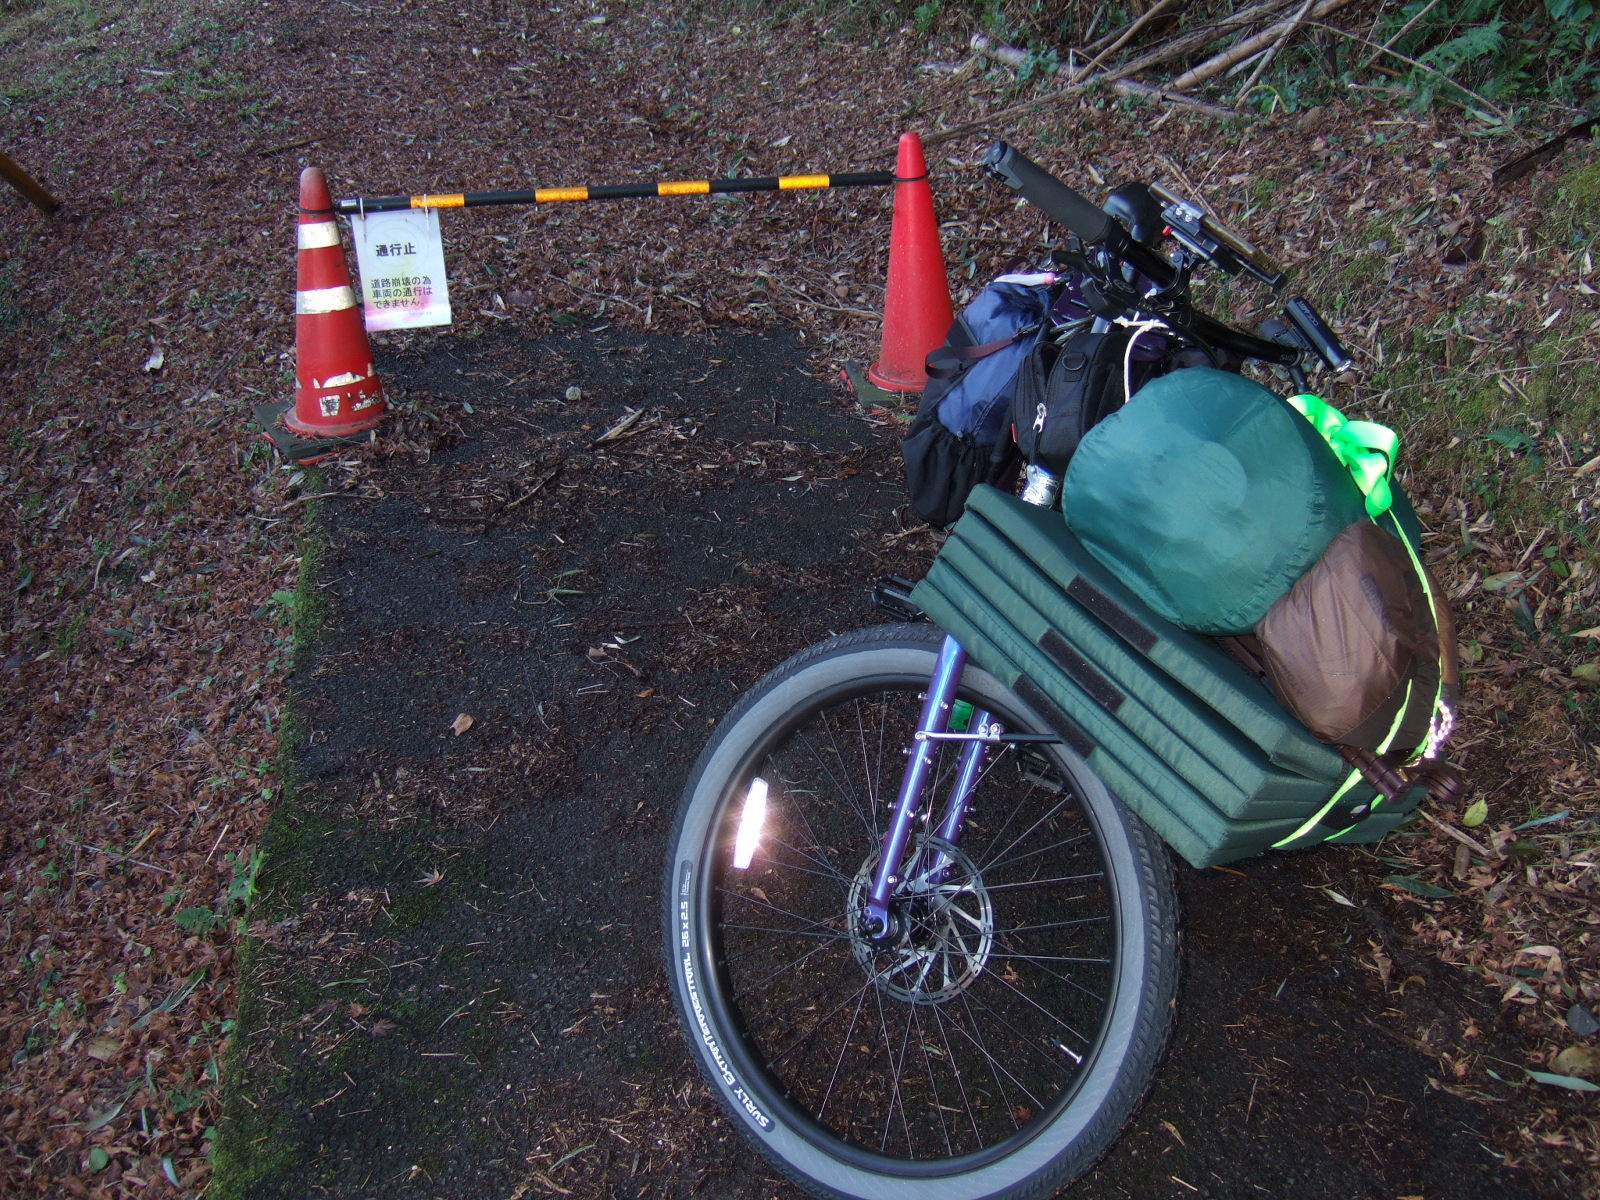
983,140,1307,371
983,142,1179,290
983,141,1114,245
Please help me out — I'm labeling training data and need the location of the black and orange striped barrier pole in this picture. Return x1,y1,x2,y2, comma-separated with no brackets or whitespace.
332,170,895,214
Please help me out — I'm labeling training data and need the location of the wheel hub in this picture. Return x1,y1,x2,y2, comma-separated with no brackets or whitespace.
847,838,995,1004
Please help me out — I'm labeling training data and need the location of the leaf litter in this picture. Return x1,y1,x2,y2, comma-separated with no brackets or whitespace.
1,0,1597,1196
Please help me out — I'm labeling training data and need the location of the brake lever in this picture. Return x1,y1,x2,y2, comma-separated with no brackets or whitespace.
1283,298,1354,376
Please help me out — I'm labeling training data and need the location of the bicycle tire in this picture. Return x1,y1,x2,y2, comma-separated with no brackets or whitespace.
663,624,1178,1200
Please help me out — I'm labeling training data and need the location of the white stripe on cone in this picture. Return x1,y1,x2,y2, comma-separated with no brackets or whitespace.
296,285,358,314
295,367,378,388
297,220,343,249
316,370,375,388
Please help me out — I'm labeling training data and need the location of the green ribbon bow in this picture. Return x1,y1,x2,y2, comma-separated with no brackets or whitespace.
1287,393,1398,518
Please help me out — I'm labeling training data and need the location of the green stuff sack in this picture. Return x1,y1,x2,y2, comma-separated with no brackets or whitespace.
1061,367,1369,635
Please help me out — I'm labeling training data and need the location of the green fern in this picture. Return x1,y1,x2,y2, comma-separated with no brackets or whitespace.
1419,21,1506,73
1374,0,1600,106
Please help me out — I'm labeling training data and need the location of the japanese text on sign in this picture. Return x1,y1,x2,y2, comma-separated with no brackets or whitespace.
352,209,452,330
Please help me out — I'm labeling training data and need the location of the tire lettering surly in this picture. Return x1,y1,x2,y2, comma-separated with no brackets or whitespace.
678,862,772,1131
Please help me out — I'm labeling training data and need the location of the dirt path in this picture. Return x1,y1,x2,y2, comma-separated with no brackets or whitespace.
217,327,1544,1200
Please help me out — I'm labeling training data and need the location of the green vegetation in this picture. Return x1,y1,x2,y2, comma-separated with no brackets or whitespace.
1372,0,1600,110
787,1,1600,116
1358,150,1600,658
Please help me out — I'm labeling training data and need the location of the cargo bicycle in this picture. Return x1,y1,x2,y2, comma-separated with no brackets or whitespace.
662,142,1460,1200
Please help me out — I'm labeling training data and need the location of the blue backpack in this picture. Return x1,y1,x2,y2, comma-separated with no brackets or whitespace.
899,277,1056,528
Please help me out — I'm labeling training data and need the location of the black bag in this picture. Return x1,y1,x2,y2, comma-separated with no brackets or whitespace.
1011,326,1169,476
900,279,1055,528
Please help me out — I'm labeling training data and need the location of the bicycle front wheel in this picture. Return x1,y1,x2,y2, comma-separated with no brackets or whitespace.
664,624,1178,1200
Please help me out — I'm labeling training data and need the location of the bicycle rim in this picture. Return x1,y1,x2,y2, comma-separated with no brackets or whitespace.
668,628,1173,1199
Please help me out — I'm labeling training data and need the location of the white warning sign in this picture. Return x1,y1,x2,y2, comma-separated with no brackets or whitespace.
352,208,452,330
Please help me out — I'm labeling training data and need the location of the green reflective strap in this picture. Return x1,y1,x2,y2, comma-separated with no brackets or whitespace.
1273,766,1368,848
1287,393,1399,519
950,700,975,732
1382,509,1449,757
1373,679,1415,768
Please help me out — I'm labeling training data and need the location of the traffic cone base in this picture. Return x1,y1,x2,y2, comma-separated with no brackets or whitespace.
255,400,373,465
867,132,954,393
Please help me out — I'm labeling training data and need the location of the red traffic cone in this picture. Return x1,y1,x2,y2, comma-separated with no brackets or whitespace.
867,133,954,393
284,167,384,439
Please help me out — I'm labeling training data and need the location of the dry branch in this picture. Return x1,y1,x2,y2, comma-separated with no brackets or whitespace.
1068,0,1185,84
1170,0,1356,91
0,149,60,213
1233,0,1317,102
1113,79,1237,119
1085,0,1182,54
1099,0,1299,84
1358,0,1445,70
969,34,1028,68
962,34,1238,135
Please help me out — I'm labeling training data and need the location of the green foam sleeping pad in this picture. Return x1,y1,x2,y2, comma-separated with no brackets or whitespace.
911,486,1420,867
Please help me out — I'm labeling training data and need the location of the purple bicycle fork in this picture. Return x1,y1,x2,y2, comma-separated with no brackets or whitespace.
858,635,994,941
860,472,1063,942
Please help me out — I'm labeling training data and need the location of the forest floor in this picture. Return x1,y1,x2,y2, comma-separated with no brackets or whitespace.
1,1,1596,1197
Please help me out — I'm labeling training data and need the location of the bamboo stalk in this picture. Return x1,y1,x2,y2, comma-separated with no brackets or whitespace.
1170,0,1356,92
1099,0,1298,85
1234,0,1317,102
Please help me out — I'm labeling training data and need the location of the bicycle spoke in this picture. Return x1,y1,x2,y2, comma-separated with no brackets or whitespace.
969,963,1100,1055
991,913,1111,938
815,973,874,1130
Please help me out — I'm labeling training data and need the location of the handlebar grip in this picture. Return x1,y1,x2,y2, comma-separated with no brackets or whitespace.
984,142,1113,245
1284,297,1354,375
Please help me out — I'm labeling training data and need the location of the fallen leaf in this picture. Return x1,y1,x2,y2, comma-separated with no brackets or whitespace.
451,713,474,736
1527,1069,1600,1092
417,868,445,887
84,1037,121,1062
1550,1046,1600,1079
143,347,165,372
1461,798,1489,827
1567,1003,1600,1037
1382,874,1454,899
82,1100,125,1132
1481,571,1524,593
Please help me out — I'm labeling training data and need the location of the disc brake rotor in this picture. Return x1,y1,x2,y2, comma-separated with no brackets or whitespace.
847,838,995,1005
